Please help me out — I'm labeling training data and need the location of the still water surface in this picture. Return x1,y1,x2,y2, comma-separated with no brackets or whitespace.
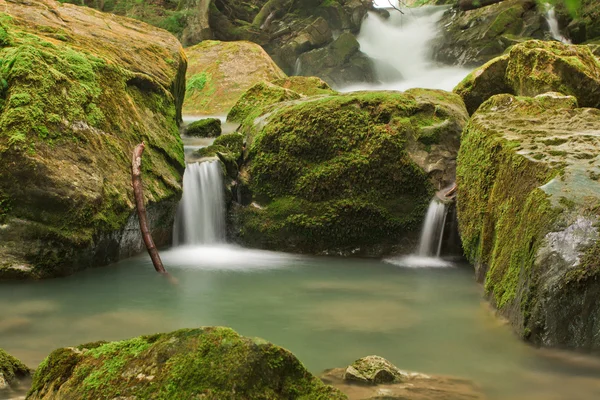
2,246,600,399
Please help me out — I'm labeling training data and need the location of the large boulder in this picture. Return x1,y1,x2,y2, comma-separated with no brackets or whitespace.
57,0,213,44
456,92,600,349
0,0,186,279
183,40,286,115
0,348,30,394
230,88,468,256
322,356,485,399
455,40,600,114
27,327,347,399
430,0,549,67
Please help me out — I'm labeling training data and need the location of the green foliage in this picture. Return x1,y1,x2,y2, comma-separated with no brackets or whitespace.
186,72,209,93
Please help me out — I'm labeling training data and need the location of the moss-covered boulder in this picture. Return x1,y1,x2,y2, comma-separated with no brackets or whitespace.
231,89,468,256
455,40,600,114
227,81,303,123
271,76,337,96
185,118,222,138
0,348,31,393
27,327,347,400
343,355,406,384
183,40,286,116
0,0,186,279
431,0,549,67
456,92,600,349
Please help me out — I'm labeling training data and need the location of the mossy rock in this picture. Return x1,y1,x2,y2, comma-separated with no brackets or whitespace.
227,81,302,123
183,40,286,116
190,133,244,178
186,118,222,138
343,356,406,385
456,92,600,350
271,76,337,96
232,89,468,256
0,348,31,391
27,327,347,400
455,40,600,114
555,0,600,44
431,0,548,67
0,0,186,279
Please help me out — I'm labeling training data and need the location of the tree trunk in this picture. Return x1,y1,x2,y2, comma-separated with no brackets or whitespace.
458,0,505,11
132,142,168,275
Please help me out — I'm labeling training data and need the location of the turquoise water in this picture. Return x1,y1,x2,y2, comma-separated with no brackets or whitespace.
2,246,600,399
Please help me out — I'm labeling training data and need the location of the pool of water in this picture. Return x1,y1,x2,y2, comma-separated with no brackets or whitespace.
2,246,600,399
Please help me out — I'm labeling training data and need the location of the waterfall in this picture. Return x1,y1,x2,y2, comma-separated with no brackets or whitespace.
341,6,470,92
544,3,571,44
417,198,448,257
173,161,226,246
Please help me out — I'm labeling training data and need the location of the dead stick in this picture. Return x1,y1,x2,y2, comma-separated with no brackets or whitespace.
132,142,168,274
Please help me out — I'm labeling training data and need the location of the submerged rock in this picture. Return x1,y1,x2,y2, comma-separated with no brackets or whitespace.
186,118,222,138
183,40,286,115
322,356,485,399
0,348,30,393
27,327,347,400
230,88,468,256
0,0,186,279
430,0,548,67
456,93,600,350
455,40,600,114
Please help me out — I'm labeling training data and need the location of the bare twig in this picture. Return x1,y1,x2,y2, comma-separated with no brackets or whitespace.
388,0,404,14
132,142,168,275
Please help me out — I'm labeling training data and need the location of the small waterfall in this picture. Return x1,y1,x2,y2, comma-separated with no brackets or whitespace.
544,3,571,44
173,161,226,245
293,58,302,76
417,198,448,257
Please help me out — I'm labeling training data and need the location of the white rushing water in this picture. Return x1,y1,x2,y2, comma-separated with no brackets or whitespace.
173,161,226,245
340,6,470,92
418,198,448,257
385,198,452,268
544,3,571,44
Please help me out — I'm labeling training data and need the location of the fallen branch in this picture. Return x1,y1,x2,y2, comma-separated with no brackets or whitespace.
445,183,458,198
132,142,167,275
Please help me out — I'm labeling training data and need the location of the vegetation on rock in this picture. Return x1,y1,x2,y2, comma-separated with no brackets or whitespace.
186,118,222,137
0,348,30,391
456,92,600,349
454,39,600,114
183,40,286,115
0,0,185,279
230,88,468,256
27,327,347,400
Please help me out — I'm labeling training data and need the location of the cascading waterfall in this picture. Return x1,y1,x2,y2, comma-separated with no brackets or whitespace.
173,161,226,246
341,5,470,92
544,3,571,44
417,198,448,257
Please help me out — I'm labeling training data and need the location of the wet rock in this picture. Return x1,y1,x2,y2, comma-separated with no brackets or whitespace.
455,40,600,114
297,32,376,87
0,0,186,279
322,357,486,399
0,348,31,393
343,355,407,384
183,40,286,115
27,327,347,400
456,92,600,350
230,88,468,256
554,0,600,44
186,118,222,138
430,0,548,67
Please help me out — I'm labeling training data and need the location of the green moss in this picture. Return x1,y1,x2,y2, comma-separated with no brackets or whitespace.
28,327,347,400
233,90,467,254
186,72,210,93
186,117,221,137
0,348,30,387
227,81,302,123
